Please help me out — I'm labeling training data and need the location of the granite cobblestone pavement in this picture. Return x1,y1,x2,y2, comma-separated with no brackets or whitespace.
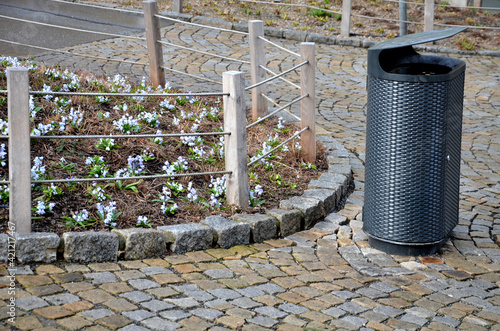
4,21,500,330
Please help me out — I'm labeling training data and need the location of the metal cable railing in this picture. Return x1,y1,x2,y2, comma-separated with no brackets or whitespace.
155,14,248,35
259,65,300,90
0,15,146,41
50,0,143,14
246,94,307,129
258,36,300,58
32,132,231,139
0,39,148,66
29,91,228,97
261,94,302,122
32,170,232,185
158,40,250,64
382,0,424,5
240,0,342,15
351,14,425,25
160,65,223,85
245,61,307,91
436,3,500,10
247,127,308,167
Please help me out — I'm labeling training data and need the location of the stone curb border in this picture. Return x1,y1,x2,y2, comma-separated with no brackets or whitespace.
3,134,353,264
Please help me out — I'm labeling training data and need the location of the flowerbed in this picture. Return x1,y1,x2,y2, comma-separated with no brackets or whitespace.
0,57,326,234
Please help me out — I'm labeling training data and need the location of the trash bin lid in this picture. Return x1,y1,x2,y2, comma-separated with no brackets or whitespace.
370,27,467,51
368,27,467,82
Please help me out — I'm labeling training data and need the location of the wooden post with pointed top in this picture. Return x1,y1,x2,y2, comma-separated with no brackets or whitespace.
300,43,316,164
143,0,166,87
223,71,249,208
8,68,31,233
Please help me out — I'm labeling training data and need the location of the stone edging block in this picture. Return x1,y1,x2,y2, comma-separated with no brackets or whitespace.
233,214,277,243
201,216,250,249
265,209,301,238
112,228,168,260
14,233,59,264
302,189,337,214
280,196,323,229
62,232,119,263
158,223,213,254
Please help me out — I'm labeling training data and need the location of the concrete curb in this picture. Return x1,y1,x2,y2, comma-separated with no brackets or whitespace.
10,134,354,264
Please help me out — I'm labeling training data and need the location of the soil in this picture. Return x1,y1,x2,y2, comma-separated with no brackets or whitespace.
0,60,328,235
93,0,499,51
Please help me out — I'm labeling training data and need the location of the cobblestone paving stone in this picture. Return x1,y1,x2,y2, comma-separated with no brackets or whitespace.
3,18,500,330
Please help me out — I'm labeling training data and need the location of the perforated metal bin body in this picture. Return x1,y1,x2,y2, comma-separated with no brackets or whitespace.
363,28,467,255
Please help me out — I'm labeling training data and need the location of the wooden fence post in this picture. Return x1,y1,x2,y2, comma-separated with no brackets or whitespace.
223,71,249,208
7,68,31,233
300,43,316,164
173,0,183,13
424,0,435,32
340,0,352,38
143,0,166,87
249,20,267,122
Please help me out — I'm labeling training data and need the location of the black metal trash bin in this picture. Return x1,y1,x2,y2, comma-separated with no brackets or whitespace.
363,27,467,256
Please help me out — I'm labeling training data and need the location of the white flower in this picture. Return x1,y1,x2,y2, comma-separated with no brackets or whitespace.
277,117,285,129
254,185,264,196
36,200,46,215
186,182,197,202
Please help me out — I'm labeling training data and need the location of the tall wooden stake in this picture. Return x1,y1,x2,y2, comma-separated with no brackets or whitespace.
8,68,31,233
300,43,316,164
143,0,166,87
223,71,249,208
249,20,267,122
